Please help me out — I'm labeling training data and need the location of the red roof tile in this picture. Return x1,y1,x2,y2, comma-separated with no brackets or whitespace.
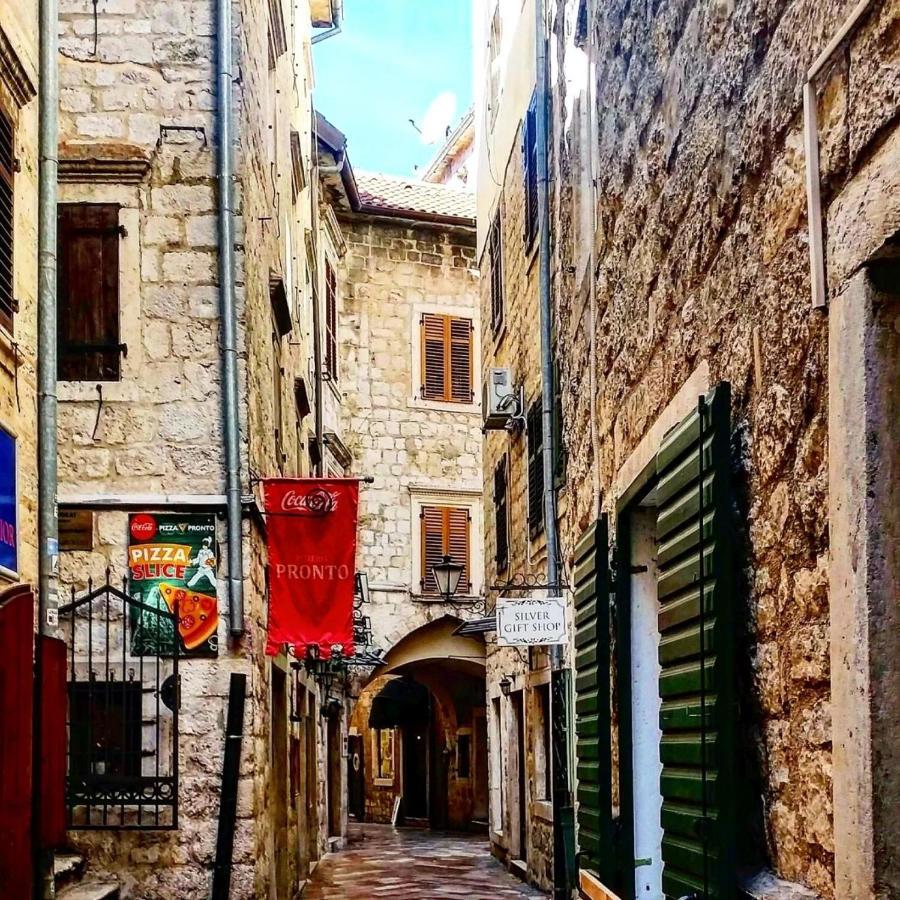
355,171,475,222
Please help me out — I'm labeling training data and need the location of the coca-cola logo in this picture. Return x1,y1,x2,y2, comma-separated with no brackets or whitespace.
280,487,336,516
130,514,157,541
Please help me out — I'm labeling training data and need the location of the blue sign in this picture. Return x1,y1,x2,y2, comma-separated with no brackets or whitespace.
0,428,17,574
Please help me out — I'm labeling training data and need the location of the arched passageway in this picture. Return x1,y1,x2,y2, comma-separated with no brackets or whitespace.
348,617,488,831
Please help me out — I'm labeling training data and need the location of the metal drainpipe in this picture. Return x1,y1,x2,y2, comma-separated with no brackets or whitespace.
36,1,60,894
535,0,575,895
216,0,244,637
311,0,343,45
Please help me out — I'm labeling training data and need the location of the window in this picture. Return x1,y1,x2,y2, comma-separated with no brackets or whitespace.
488,7,502,125
272,324,284,472
290,130,306,203
57,204,122,381
535,683,551,800
420,505,470,595
489,212,504,333
420,313,473,403
324,258,338,381
0,108,15,333
527,401,545,537
267,0,287,68
68,681,142,778
523,92,539,247
457,731,472,780
493,456,509,571
374,728,394,782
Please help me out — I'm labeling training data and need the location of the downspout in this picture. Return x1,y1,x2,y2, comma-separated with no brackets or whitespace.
36,0,60,893
216,0,244,636
310,118,326,477
535,0,575,895
311,0,343,44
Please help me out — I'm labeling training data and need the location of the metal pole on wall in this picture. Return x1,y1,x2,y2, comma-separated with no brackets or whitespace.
35,0,60,894
534,0,576,894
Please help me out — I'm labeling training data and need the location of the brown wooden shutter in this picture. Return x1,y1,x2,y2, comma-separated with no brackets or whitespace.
449,316,473,402
325,260,337,380
421,505,470,595
493,457,509,571
446,507,470,593
0,109,16,333
489,214,504,332
421,313,447,400
57,204,121,381
527,401,544,536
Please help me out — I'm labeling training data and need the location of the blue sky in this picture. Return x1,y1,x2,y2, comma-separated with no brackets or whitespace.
313,1,473,177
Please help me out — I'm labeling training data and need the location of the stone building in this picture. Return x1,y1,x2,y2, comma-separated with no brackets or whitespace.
314,118,490,833
478,1,900,899
49,0,347,897
473,0,558,890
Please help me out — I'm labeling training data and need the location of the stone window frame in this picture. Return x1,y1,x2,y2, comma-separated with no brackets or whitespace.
408,485,483,601
320,226,343,402
57,183,142,404
408,300,481,415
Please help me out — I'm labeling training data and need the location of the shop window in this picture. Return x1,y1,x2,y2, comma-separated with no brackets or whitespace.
527,401,544,537
420,313,473,403
57,204,122,381
374,728,394,782
0,108,15,333
420,504,470,595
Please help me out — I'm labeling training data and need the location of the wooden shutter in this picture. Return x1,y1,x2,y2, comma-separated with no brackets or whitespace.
449,317,473,402
421,314,472,403
493,457,508,571
655,383,736,900
57,204,121,381
489,214,504,332
523,92,538,246
324,260,337,380
0,109,14,333
420,505,470,595
573,516,613,884
527,401,544,536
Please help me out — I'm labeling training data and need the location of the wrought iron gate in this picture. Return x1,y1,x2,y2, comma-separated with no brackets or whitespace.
58,572,179,829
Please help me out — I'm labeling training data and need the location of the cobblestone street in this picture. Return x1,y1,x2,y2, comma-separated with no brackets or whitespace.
302,825,547,899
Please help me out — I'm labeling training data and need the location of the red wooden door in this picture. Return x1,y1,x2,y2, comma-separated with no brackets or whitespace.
0,586,35,898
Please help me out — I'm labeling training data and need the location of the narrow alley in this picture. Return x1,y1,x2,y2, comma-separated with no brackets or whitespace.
302,826,545,899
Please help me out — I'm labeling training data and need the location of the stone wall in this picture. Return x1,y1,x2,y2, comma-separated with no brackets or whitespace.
54,0,325,896
337,213,483,649
547,1,900,896
0,5,39,593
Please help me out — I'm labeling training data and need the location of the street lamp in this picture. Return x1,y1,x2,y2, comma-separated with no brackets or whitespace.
499,674,513,697
432,554,464,601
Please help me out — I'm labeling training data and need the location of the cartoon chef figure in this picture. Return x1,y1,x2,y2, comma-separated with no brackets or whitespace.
187,536,217,591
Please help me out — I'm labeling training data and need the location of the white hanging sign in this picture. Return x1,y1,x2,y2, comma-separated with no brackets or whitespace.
496,596,567,646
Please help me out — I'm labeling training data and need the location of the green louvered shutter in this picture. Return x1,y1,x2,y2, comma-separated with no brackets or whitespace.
655,384,736,900
573,516,613,883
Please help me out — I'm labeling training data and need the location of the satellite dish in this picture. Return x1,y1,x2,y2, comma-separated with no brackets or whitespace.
419,92,457,146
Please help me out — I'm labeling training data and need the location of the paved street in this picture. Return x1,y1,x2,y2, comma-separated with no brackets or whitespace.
302,824,547,898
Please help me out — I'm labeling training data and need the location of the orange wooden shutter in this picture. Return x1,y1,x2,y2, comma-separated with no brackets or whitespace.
421,314,447,400
449,317,473,402
420,505,471,594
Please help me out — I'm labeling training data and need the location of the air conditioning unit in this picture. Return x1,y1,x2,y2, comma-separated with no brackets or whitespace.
482,367,519,430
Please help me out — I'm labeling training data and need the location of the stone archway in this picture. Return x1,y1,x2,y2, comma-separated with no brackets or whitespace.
349,617,488,832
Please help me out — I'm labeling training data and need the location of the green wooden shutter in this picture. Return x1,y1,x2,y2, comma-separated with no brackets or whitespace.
574,516,614,884
655,384,736,900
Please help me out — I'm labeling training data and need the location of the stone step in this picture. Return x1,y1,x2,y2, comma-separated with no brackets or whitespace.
53,852,86,885
57,880,120,900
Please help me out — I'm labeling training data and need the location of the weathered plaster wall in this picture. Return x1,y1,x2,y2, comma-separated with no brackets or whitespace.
548,1,900,896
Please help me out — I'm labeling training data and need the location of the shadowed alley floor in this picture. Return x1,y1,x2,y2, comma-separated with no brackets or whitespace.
301,823,548,899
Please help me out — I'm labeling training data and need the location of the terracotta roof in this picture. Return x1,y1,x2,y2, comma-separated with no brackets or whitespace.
355,171,475,223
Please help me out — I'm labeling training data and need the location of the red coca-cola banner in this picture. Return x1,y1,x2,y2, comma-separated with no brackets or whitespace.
263,478,360,658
